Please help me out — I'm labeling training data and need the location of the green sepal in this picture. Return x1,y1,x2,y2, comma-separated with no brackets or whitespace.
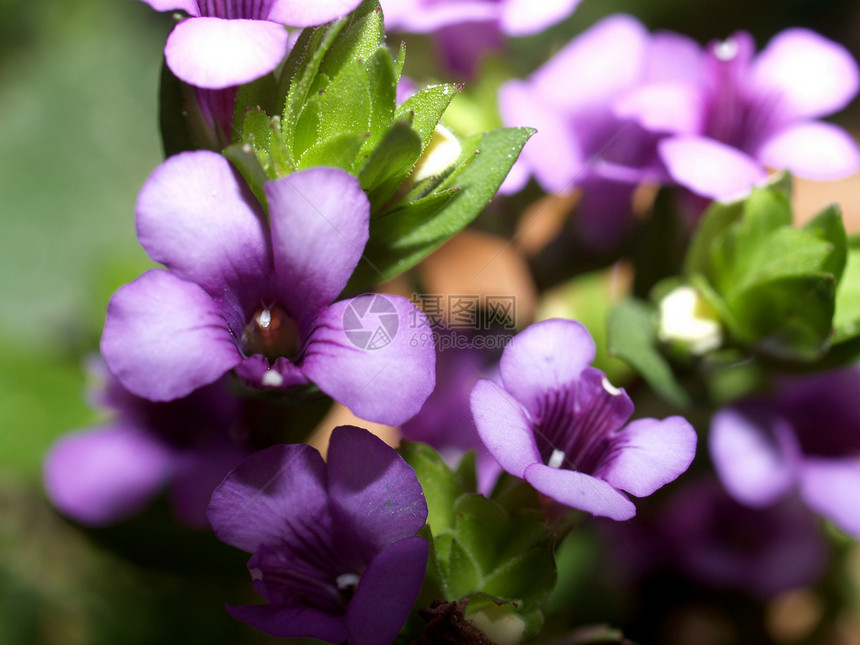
297,131,366,171
314,57,371,147
364,47,397,154
316,0,384,84
357,121,423,207
394,83,461,151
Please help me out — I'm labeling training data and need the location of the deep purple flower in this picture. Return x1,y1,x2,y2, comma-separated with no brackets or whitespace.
498,15,684,248
208,425,429,644
710,365,860,538
101,152,435,426
141,0,362,88
44,359,247,527
470,319,697,520
618,29,860,200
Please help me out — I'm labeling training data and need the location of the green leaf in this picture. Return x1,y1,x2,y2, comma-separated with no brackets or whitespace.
445,539,482,599
364,47,397,153
684,199,744,279
158,60,219,155
316,0,384,84
833,235,860,343
357,121,423,205
607,299,691,407
297,132,366,170
398,442,463,534
394,83,461,150
315,57,371,143
231,73,277,143
222,143,270,208
803,203,847,282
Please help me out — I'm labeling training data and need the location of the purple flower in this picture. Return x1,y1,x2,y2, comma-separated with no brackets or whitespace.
498,15,682,248
470,319,697,520
381,0,581,76
207,425,429,644
141,0,362,89
618,29,860,200
44,359,248,527
710,365,860,538
101,151,435,426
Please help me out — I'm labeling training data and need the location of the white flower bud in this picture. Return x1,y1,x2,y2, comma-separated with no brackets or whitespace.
658,286,723,355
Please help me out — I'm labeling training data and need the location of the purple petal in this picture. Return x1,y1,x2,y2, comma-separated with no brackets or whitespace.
757,121,860,180
524,463,636,520
532,14,648,109
498,80,584,194
327,427,428,560
266,167,370,325
500,0,581,37
267,0,363,27
469,379,541,478
234,355,308,391
433,21,503,78
300,295,436,426
645,31,704,83
499,319,596,417
799,458,860,538
574,178,637,250
381,0,498,32
136,151,270,299
347,536,429,645
600,416,697,497
44,426,172,525
709,407,798,507
165,17,290,89
614,83,703,135
752,28,860,120
207,443,329,553
138,0,199,14
226,603,348,642
659,135,768,201
101,270,243,401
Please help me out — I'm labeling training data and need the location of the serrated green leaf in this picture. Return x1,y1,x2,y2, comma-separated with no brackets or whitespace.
803,203,847,282
607,299,691,407
297,132,365,170
394,83,461,150
398,442,463,534
833,236,860,344
223,143,270,208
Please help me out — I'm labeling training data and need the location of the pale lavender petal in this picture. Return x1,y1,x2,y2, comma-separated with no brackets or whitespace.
524,463,635,520
498,80,584,193
470,379,541,478
614,83,703,135
645,31,703,83
709,407,798,507
101,270,243,401
381,0,498,32
267,0,364,27
44,426,172,525
799,458,860,538
327,427,428,560
659,136,767,201
266,167,370,325
300,296,435,426
226,604,348,642
757,121,860,180
208,444,329,552
600,416,697,497
532,14,648,110
499,319,595,416
139,0,199,14
136,151,270,299
752,28,860,119
165,17,289,89
347,537,429,645
500,0,581,37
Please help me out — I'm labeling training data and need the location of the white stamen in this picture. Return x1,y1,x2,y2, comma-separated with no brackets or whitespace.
715,38,738,61
602,377,621,396
261,370,284,387
547,449,565,469
258,308,272,328
336,573,360,590
249,568,263,582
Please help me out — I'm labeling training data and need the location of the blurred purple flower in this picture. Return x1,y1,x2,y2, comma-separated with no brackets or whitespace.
619,29,860,200
208,426,429,644
140,0,362,88
470,319,697,520
44,360,247,527
381,0,581,76
101,151,435,426
711,365,860,538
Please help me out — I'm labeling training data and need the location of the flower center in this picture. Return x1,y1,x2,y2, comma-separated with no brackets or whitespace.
335,572,361,605
241,306,300,363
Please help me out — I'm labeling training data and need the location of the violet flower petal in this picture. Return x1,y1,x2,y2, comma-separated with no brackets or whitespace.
265,167,370,325
614,82,703,135
757,121,860,180
751,28,860,120
710,407,798,507
207,444,330,553
136,151,270,299
799,458,860,537
301,296,436,426
524,463,636,520
138,0,199,14
470,379,541,478
165,17,290,89
500,0,582,37
645,31,704,83
499,319,595,417
43,426,172,525
382,0,498,32
658,135,767,201
267,0,364,27
346,536,429,645
600,416,697,497
327,427,428,561
226,604,348,642
101,270,243,401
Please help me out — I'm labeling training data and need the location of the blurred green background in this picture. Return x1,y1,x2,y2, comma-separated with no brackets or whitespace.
1,0,858,642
